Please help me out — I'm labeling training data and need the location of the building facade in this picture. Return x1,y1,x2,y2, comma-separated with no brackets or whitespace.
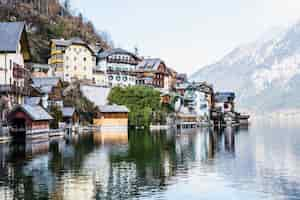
49,38,96,83
0,22,31,119
97,48,140,87
136,58,171,90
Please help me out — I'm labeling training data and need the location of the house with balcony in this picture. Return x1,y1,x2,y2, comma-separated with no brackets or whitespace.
0,22,31,121
96,48,140,87
48,37,96,83
136,58,173,91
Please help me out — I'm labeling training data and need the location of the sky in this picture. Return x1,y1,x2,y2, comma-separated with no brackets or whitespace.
71,0,300,74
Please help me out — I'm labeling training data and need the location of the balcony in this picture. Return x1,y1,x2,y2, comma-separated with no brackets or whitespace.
107,58,138,65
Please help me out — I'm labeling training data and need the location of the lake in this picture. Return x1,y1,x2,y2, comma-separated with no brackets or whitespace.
1,118,300,200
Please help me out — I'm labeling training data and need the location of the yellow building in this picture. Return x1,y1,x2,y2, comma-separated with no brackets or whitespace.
49,38,96,82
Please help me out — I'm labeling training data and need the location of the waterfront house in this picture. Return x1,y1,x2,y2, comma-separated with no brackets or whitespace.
96,48,140,87
30,77,63,109
214,92,235,113
136,58,169,89
93,105,129,128
7,104,53,135
49,37,96,82
0,21,31,121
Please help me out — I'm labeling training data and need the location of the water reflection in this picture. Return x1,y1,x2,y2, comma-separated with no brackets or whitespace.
1,121,300,199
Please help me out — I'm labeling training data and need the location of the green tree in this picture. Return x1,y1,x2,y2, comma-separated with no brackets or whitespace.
49,105,63,129
108,86,162,127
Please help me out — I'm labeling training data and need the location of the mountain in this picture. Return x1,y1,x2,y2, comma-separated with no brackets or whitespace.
0,2,110,63
190,22,300,113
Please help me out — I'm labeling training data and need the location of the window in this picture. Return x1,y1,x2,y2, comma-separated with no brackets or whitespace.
66,65,69,69
116,76,121,81
74,66,77,70
84,66,87,71
123,76,128,81
66,74,69,77
84,57,87,62
66,56,69,60
109,76,113,80
74,57,77,61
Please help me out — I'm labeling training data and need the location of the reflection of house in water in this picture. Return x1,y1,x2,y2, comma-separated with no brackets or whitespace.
93,105,129,131
93,131,128,145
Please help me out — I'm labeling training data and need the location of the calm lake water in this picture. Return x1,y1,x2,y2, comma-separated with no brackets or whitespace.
1,118,300,200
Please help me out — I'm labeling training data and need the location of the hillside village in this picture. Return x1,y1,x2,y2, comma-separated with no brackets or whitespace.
0,1,249,138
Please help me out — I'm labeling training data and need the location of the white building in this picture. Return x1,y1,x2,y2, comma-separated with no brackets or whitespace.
49,38,97,83
96,48,140,87
0,22,31,112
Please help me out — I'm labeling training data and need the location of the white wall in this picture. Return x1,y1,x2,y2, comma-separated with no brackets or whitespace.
0,42,25,86
63,45,96,82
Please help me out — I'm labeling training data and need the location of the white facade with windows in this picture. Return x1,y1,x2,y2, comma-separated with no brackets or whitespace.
63,45,96,82
49,38,96,83
96,48,140,87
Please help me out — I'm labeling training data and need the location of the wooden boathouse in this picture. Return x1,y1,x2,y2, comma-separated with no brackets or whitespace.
93,105,129,130
7,104,53,140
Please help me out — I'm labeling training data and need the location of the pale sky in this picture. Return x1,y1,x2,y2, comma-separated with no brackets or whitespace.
71,0,300,74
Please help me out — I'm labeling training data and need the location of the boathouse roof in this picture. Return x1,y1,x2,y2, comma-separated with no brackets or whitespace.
9,105,53,121
98,105,129,113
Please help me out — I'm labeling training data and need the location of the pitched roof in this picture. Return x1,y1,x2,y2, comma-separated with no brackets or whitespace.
51,37,96,55
31,77,60,87
215,92,235,102
62,107,75,117
137,58,164,71
10,105,53,121
0,21,26,53
24,97,41,106
98,105,129,113
30,63,51,70
97,48,139,60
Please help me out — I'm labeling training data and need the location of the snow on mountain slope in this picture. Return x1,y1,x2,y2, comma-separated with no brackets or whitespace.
190,22,300,112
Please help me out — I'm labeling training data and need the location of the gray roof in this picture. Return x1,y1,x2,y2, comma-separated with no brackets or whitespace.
30,63,51,70
51,37,96,55
137,58,164,71
11,105,53,121
62,107,75,117
0,22,25,52
31,77,60,87
24,97,41,106
97,48,138,60
98,105,129,113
